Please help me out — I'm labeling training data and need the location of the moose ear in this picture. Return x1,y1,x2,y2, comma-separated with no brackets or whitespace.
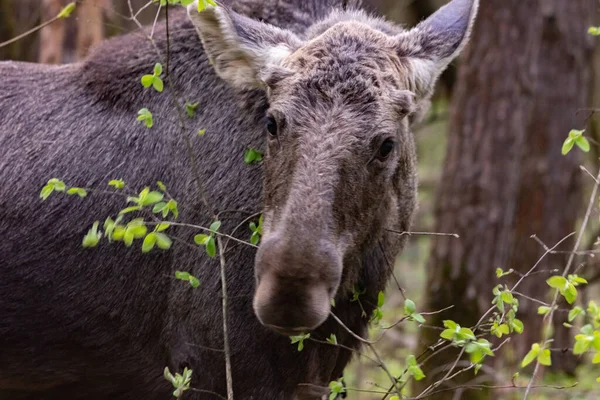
396,0,479,98
187,2,302,89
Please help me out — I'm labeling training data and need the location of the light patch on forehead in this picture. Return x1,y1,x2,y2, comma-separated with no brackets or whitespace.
265,44,292,65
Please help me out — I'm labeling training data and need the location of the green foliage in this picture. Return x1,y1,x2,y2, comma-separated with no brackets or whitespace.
197,0,217,11
141,63,164,92
137,108,154,128
185,102,199,118
194,220,221,258
326,334,338,345
249,214,263,245
108,179,125,189
67,187,87,198
562,129,590,155
164,366,192,397
589,26,600,36
370,291,385,325
404,299,425,324
197,129,206,136
82,221,102,248
175,271,200,288
350,285,365,302
328,379,345,400
57,2,76,18
290,333,310,352
521,343,551,368
40,178,66,200
495,268,514,278
244,148,263,164
547,274,587,304
406,354,425,381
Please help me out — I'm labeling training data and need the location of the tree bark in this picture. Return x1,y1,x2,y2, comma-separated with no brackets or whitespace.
415,0,595,398
76,0,106,60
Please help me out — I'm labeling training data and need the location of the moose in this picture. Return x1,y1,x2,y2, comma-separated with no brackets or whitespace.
0,0,478,398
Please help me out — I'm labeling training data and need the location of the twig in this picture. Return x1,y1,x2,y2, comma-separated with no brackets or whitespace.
217,237,234,400
385,228,460,238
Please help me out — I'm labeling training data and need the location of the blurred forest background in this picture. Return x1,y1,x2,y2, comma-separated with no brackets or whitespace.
1,1,600,399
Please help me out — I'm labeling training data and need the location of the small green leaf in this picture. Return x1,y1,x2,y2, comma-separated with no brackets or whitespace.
209,220,221,233
206,236,216,257
564,283,577,304
501,291,514,304
67,187,87,197
511,319,524,334
40,184,54,200
592,353,600,364
175,271,191,281
244,148,263,164
82,221,102,248
141,74,154,88
538,306,552,316
569,307,585,322
562,137,575,155
194,234,210,245
188,275,200,288
57,2,76,18
377,291,385,308
157,181,167,191
119,206,142,215
576,136,590,152
153,63,163,76
142,232,157,253
155,233,172,250
197,128,206,136
521,343,540,368
538,349,551,366
108,179,125,189
186,102,199,118
412,313,426,324
155,223,170,232
326,334,338,345
589,26,600,35
250,231,260,245
547,276,567,289
153,77,164,92
404,299,416,315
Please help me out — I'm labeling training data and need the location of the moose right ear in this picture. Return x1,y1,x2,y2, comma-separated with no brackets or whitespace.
187,2,302,89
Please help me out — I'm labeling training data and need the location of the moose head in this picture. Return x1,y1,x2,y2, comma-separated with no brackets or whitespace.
188,0,479,335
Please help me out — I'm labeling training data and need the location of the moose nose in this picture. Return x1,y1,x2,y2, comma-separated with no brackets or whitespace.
253,233,342,335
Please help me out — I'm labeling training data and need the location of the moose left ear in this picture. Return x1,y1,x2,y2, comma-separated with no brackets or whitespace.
395,0,479,99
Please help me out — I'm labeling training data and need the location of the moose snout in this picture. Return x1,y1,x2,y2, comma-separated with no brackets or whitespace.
253,233,342,336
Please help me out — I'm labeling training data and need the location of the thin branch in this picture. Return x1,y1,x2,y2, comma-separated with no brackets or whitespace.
217,237,234,400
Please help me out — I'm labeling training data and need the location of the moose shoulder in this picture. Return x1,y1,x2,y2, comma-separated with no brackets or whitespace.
0,0,478,398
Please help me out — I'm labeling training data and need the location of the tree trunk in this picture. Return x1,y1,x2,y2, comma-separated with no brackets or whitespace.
76,0,106,60
414,0,594,398
39,0,67,64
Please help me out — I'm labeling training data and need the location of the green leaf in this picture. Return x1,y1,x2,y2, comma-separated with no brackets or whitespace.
82,221,102,247
153,77,164,92
576,136,590,152
563,283,577,304
495,268,503,278
153,63,163,76
547,276,567,289
119,206,142,215
404,299,416,315
155,223,170,232
175,271,191,281
244,148,263,164
511,319,524,334
206,236,216,257
538,349,551,366
188,275,200,288
250,231,260,245
142,232,157,253
186,102,199,118
377,291,385,308
440,329,455,341
569,307,585,322
57,2,76,18
123,231,134,247
521,343,540,368
40,184,54,200
589,26,600,35
140,191,164,206
562,137,575,155
141,74,154,88
194,234,210,245
538,306,552,316
197,128,206,136
155,233,172,250
67,187,87,197
209,220,222,233
108,179,125,189
326,334,337,345
412,313,426,324
593,353,600,364
501,291,514,304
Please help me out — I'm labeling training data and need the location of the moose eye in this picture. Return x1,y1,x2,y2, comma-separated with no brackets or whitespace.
266,116,278,137
377,139,395,160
